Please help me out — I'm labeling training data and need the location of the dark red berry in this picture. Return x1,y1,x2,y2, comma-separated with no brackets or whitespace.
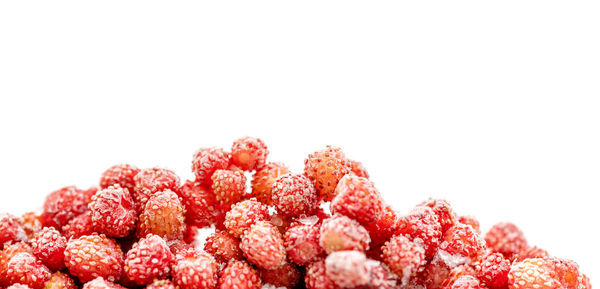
89,185,137,238
331,174,384,225
30,227,66,271
99,164,140,193
192,147,230,186
41,186,89,229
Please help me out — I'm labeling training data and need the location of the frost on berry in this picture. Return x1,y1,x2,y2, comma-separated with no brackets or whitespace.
146,279,177,289
305,259,341,289
41,186,90,229
419,199,457,233
89,185,137,238
365,205,398,247
476,253,510,289
269,213,293,235
1,242,32,286
0,214,26,247
179,180,224,228
61,211,94,239
6,284,33,289
124,234,173,285
382,235,426,284
137,190,185,241
304,146,352,201
4,252,51,289
240,221,286,270
64,234,123,283
204,230,242,263
484,223,528,260
43,271,77,289
192,147,230,186
358,260,398,289
418,258,452,289
513,246,549,261
99,164,140,193
218,260,261,289
439,223,486,260
284,219,324,265
331,175,384,225
396,206,443,259
259,262,301,289
348,159,370,179
251,162,290,205
172,248,218,289
30,227,66,271
508,258,560,289
458,215,481,235
442,275,485,289
81,277,127,289
440,265,477,289
230,136,269,171
224,199,269,237
542,257,584,289
319,214,370,254
272,174,318,218
325,250,370,288
211,169,248,207
20,212,42,241
133,167,181,213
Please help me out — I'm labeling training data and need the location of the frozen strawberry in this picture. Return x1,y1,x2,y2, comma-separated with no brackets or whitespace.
331,175,384,225
382,235,426,282
172,248,218,289
304,146,351,201
359,260,398,289
542,257,583,289
224,199,269,237
81,277,126,289
4,252,51,289
30,227,66,271
100,164,140,193
325,250,370,288
20,212,41,240
61,211,93,239
179,180,223,227
192,147,230,186
396,206,442,259
365,205,398,247
439,223,486,260
485,223,527,260
43,272,77,289
124,234,173,285
514,246,549,261
319,214,370,254
440,265,477,289
419,199,457,233
240,221,286,270
476,253,510,289
218,260,261,289
138,190,185,240
146,279,177,289
211,169,247,206
41,186,89,229
204,230,242,263
0,214,25,247
272,174,318,218
442,275,486,289
305,259,341,289
284,217,324,265
508,258,560,289
419,258,452,289
348,159,369,179
260,262,301,289
64,234,123,283
251,162,290,205
89,185,137,238
1,242,32,287
458,216,481,235
230,137,268,171
133,167,181,212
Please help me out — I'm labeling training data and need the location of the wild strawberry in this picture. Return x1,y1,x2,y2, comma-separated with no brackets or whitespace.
179,180,223,227
204,230,242,263
192,147,230,186
440,265,477,289
89,185,137,238
319,214,370,254
542,257,583,289
508,258,560,289
133,167,181,213
325,250,370,288
304,146,351,201
137,190,185,240
230,137,268,171
0,242,32,286
382,235,426,282
305,259,341,289
260,262,301,289
419,199,457,233
43,272,77,289
224,199,269,237
41,186,89,229
272,174,318,218
0,214,25,247
359,260,398,289
64,234,123,283
365,205,398,247
485,223,527,260
81,277,126,289
20,212,42,240
348,159,369,179
514,246,549,261
4,252,51,289
172,248,218,289
211,170,247,206
419,259,452,289
30,227,66,271
146,279,177,289
284,217,324,265
124,234,173,285
458,216,481,235
396,206,442,259
251,162,290,205
218,260,261,289
331,175,384,225
439,223,486,260
442,275,486,289
476,253,510,289
99,164,140,193
61,211,93,239
240,221,286,270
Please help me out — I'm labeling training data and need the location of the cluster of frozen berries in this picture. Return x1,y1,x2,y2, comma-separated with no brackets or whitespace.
0,137,592,289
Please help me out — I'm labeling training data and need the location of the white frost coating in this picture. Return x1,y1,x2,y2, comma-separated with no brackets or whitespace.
297,215,319,226
261,284,286,289
268,206,277,215
191,226,216,249
325,251,370,288
434,249,470,268
319,201,331,215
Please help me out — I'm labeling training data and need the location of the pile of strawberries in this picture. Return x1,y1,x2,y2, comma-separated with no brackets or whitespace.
0,137,591,289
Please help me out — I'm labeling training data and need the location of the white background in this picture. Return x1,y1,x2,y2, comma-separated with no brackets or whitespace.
1,1,598,280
